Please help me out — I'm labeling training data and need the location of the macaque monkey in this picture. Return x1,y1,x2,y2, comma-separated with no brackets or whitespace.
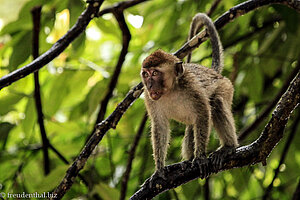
141,13,238,178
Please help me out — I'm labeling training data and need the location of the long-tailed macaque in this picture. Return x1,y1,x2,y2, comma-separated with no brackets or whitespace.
141,13,238,178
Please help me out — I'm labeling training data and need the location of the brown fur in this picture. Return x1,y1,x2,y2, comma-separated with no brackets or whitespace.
141,50,238,171
142,14,237,172
142,49,180,69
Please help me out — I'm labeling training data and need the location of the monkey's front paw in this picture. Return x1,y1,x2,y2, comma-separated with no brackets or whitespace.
209,146,236,171
192,156,210,179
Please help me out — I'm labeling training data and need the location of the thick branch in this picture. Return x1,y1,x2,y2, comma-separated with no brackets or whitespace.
31,5,50,175
263,113,300,200
51,83,144,199
238,60,300,141
129,71,299,200
0,1,103,90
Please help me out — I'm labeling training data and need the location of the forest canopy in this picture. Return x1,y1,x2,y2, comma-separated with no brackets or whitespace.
0,0,299,199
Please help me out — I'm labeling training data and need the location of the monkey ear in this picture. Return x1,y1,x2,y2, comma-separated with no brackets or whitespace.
175,61,184,77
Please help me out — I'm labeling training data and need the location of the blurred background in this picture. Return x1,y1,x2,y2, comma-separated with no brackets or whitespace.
0,0,299,199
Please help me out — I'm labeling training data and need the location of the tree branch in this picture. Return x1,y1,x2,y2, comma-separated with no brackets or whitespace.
293,178,300,200
51,83,144,199
262,112,300,199
238,60,300,141
206,0,222,17
31,5,50,176
0,1,104,90
129,71,300,200
98,0,149,16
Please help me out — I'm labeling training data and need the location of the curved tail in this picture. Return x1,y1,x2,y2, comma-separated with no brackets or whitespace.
188,13,224,73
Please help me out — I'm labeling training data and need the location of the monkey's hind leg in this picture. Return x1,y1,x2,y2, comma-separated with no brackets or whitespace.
211,95,238,170
192,104,212,179
182,125,195,160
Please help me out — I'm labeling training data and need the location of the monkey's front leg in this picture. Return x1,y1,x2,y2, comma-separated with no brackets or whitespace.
150,116,170,179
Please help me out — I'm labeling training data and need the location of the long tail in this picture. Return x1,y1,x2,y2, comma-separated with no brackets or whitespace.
188,13,224,74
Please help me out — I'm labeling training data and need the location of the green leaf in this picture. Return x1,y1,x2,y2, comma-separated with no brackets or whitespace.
0,20,31,35
182,179,200,199
68,0,84,26
69,80,106,120
71,32,86,56
243,65,263,102
272,4,299,34
0,122,15,150
0,92,24,115
22,97,37,136
44,72,74,116
35,165,69,193
95,18,119,37
92,183,120,200
9,31,32,71
62,70,94,107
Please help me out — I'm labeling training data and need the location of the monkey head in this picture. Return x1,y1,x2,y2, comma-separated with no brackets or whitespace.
141,49,184,100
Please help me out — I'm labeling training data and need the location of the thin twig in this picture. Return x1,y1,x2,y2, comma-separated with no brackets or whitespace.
293,178,300,200
120,113,148,200
98,0,149,16
262,113,300,200
31,5,50,175
204,177,210,200
207,0,222,17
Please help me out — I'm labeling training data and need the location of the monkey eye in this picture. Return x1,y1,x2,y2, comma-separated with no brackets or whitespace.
152,70,158,76
142,71,149,78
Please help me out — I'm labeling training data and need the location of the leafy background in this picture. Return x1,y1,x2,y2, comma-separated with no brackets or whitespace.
0,0,299,199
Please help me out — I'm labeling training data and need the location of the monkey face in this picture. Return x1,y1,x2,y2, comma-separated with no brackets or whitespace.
141,68,165,100
141,50,184,101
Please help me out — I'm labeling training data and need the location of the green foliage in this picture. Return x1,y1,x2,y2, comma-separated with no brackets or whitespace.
0,0,299,199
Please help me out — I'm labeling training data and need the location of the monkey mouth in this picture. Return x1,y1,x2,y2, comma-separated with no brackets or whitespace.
149,91,162,100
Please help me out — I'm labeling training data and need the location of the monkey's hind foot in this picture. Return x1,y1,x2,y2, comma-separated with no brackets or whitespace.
192,155,210,179
209,146,236,171
147,169,167,189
